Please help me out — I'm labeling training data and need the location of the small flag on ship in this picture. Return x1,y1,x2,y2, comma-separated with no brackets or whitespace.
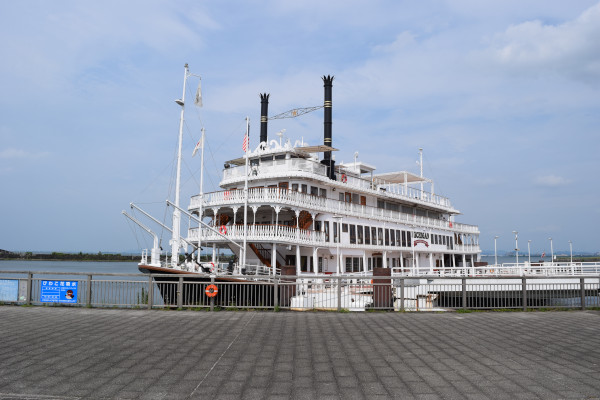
194,80,202,107
192,131,204,157
542,252,545,258
242,132,249,152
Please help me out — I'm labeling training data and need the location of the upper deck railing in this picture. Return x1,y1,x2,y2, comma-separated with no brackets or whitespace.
220,158,453,211
190,187,479,234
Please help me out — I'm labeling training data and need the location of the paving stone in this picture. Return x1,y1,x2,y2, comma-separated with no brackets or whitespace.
0,307,599,399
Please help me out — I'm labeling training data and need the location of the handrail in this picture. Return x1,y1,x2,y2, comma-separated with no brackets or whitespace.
190,187,478,234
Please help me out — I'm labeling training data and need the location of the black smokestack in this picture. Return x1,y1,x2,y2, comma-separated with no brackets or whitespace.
321,75,335,179
260,93,270,144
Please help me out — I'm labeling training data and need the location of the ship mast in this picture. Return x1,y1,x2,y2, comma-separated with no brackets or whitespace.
171,63,189,267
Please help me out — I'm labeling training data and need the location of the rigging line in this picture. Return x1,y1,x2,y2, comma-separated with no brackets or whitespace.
125,217,142,250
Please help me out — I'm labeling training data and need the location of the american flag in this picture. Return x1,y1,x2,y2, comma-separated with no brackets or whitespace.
242,132,249,152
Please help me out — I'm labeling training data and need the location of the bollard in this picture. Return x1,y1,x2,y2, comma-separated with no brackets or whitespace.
147,275,153,310
86,275,92,307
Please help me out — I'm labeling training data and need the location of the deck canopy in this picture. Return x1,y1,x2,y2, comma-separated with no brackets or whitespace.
372,171,429,184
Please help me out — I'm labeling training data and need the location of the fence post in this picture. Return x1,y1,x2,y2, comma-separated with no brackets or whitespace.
580,277,586,311
273,277,279,309
337,276,342,312
522,277,527,311
177,277,183,308
147,275,153,310
86,275,92,307
26,272,32,306
399,278,405,312
210,276,215,312
461,278,467,310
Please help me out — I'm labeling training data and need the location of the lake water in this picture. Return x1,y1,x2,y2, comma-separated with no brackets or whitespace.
0,260,141,279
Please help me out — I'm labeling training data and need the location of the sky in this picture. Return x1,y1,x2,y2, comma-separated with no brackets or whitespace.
1,0,599,255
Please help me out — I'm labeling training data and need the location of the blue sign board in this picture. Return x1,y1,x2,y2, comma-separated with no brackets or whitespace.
40,280,78,303
0,279,19,302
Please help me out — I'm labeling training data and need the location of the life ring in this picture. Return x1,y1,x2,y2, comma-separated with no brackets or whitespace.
219,225,227,235
341,174,347,183
205,284,218,297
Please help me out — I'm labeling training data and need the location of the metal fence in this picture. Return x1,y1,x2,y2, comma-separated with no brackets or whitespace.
0,271,598,311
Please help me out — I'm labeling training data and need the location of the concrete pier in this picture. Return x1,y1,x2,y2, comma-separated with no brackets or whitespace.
0,307,599,399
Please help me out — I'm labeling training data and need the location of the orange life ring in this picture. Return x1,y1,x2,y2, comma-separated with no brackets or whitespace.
205,284,218,297
341,174,347,183
219,225,227,235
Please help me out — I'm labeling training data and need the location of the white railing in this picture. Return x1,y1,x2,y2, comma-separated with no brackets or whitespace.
220,158,454,211
190,187,478,234
392,261,600,278
188,224,325,245
223,158,328,181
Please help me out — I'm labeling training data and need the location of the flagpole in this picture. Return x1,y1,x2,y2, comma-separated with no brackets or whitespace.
197,128,205,263
241,117,250,270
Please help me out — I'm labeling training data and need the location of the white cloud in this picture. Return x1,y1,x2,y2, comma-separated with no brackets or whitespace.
0,148,48,160
534,174,570,187
487,2,600,83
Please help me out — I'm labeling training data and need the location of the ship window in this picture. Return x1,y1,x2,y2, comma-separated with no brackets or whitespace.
311,186,319,196
250,159,259,167
416,208,427,217
371,227,377,245
349,225,356,244
301,256,308,272
274,154,285,160
333,222,338,243
378,228,383,245
364,226,370,245
301,184,308,193
260,156,273,162
345,193,351,203
385,229,390,246
339,193,344,202
292,183,299,191
342,223,348,233
324,221,329,242
407,231,412,247
377,199,384,209
360,196,366,206
396,230,401,247
315,221,321,232
319,188,327,198
402,206,413,214
353,257,360,272
390,230,395,246
357,225,363,244
345,257,352,273
318,257,323,273
352,193,359,204
368,258,372,270
279,182,288,190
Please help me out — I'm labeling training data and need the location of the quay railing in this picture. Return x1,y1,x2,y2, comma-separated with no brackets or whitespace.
1,270,598,312
190,187,478,234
